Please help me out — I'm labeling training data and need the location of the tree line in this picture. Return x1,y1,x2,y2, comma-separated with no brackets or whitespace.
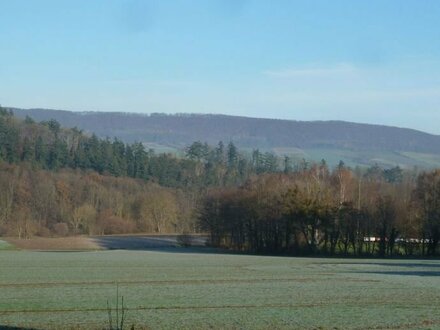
199,163,440,256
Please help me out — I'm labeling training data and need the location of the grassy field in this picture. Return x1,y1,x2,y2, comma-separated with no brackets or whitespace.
0,240,14,251
0,249,440,330
271,147,440,169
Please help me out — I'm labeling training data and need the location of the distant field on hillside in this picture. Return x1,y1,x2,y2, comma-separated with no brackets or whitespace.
273,147,440,169
0,247,439,329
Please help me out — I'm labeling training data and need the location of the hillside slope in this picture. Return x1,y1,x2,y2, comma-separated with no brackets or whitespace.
12,108,440,168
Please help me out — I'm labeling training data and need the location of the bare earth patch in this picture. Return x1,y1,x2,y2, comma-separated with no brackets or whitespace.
2,235,208,251
4,236,101,251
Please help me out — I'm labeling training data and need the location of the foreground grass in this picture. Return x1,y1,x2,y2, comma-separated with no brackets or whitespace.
0,240,15,251
0,250,439,329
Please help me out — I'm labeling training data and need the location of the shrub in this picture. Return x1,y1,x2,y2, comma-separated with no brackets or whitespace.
97,215,135,235
53,222,69,237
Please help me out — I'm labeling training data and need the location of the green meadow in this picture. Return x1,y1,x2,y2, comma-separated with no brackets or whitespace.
0,249,439,329
0,240,14,251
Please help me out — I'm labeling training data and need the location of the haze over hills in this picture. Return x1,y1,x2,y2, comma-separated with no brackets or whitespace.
12,108,440,169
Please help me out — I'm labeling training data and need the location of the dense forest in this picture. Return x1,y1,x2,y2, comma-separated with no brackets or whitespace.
1,107,276,187
1,107,440,256
0,107,285,237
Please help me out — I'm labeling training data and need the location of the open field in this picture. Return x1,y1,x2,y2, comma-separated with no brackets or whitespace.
0,247,440,329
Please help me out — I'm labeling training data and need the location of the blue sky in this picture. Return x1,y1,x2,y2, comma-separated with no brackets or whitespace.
1,0,440,133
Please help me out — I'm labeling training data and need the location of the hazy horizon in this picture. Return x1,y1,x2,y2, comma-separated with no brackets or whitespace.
1,1,440,133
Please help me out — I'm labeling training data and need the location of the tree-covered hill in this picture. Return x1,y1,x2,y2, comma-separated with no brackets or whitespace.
12,107,440,168
0,107,284,189
0,107,274,237
2,107,440,257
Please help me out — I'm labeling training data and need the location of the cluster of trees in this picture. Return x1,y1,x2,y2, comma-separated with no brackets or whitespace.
0,163,196,238
199,163,440,256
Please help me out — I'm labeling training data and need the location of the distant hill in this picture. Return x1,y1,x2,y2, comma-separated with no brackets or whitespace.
12,108,440,168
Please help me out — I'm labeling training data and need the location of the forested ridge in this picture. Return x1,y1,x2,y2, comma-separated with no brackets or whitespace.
1,107,440,256
13,108,440,153
1,107,270,187
13,107,440,169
